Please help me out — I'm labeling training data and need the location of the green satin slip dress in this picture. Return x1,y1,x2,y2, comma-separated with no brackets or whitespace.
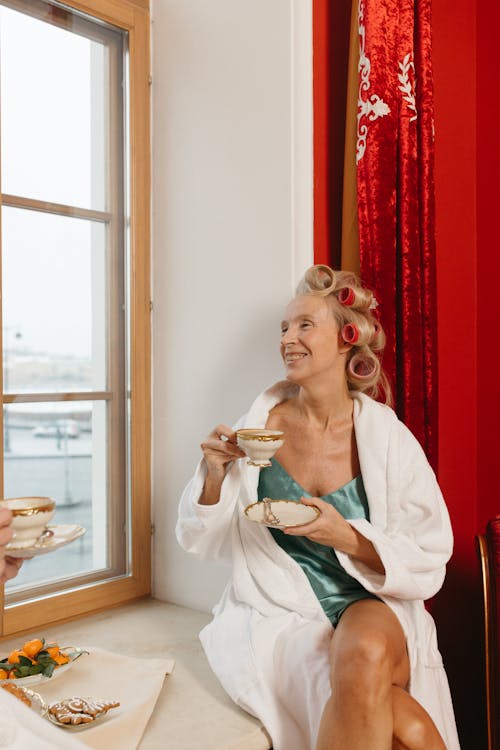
257,458,380,626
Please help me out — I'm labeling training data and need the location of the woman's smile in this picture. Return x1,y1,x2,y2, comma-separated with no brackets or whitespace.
284,350,309,365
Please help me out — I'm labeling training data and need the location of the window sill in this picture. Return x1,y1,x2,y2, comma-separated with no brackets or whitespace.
0,597,271,750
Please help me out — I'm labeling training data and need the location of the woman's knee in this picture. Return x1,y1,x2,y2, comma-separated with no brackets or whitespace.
395,711,437,750
329,630,393,689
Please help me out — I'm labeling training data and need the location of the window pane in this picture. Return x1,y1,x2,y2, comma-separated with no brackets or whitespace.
3,400,115,594
0,4,122,210
0,0,133,613
2,207,108,393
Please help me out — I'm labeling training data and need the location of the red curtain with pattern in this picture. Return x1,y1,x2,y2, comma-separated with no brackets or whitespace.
355,0,438,468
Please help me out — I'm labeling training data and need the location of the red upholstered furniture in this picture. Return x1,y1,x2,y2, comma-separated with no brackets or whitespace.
477,516,500,750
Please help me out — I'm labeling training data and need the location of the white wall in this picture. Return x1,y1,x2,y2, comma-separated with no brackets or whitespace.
151,0,313,612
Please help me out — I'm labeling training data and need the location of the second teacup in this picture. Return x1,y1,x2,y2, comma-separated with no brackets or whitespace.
236,429,285,467
0,497,56,549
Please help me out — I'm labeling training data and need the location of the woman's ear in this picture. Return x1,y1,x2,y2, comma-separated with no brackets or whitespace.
337,331,352,354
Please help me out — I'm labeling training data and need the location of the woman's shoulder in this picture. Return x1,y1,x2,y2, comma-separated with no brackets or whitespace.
242,381,299,426
354,393,427,451
355,394,434,475
352,391,398,423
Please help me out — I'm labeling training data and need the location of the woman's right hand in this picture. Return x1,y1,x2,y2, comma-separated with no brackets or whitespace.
200,424,246,477
198,425,245,505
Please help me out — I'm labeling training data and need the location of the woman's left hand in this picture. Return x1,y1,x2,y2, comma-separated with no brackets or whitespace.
283,496,356,550
284,496,385,573
0,508,23,583
1,556,23,584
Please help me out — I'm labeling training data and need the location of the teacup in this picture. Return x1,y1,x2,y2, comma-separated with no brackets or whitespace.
236,429,285,467
0,497,56,549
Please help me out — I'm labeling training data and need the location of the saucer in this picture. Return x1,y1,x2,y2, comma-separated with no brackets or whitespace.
244,500,320,529
6,524,86,558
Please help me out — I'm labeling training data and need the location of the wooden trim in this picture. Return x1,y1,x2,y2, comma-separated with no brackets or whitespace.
477,534,495,750
128,4,151,594
122,0,148,11
2,575,150,636
1,195,112,223
0,188,4,630
53,0,136,30
64,0,148,26
3,392,111,404
0,0,125,46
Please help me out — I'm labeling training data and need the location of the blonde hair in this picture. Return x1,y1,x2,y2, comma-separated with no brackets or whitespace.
295,264,392,405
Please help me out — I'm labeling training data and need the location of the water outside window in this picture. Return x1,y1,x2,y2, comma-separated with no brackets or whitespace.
4,401,107,589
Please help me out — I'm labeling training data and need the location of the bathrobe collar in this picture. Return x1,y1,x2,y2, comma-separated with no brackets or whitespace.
242,380,398,531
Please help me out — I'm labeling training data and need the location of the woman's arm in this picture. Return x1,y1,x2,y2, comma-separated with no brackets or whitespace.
176,417,247,561
335,422,453,601
198,424,245,505
284,496,386,575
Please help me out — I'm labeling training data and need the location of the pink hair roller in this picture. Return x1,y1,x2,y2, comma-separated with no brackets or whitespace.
341,323,359,344
348,353,377,380
338,287,356,306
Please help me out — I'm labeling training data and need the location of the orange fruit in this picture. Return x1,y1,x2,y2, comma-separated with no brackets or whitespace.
54,653,69,665
0,669,8,679
22,639,44,659
46,646,60,659
7,649,29,664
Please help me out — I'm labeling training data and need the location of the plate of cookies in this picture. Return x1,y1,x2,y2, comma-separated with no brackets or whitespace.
46,696,120,729
1,683,120,731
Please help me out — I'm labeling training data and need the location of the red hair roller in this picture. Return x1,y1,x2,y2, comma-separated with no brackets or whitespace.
338,287,356,306
341,323,359,344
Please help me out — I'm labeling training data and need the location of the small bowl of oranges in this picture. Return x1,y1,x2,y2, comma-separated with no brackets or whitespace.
0,638,88,687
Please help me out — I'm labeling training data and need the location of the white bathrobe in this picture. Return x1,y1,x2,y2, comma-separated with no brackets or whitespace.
176,381,461,750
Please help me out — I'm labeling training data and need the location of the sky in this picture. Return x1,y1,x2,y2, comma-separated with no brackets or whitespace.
0,5,110,358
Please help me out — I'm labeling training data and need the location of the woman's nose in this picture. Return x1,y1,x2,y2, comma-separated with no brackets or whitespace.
281,327,298,345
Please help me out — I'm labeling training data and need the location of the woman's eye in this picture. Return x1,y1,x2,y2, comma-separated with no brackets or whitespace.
300,321,312,329
280,328,288,336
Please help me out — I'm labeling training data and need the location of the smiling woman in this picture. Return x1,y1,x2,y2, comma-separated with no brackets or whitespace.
177,264,460,750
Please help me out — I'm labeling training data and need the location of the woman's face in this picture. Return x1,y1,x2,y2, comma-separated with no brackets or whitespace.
280,295,349,384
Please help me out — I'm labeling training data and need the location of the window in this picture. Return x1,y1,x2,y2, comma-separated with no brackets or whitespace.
0,0,151,636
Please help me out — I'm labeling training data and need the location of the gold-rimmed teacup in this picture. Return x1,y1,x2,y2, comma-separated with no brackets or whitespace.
0,497,56,549
235,429,284,467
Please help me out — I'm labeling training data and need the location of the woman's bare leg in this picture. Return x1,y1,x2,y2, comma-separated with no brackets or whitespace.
391,686,447,750
316,600,446,750
316,600,409,750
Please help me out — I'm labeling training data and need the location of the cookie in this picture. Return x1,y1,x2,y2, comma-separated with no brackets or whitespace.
48,696,120,725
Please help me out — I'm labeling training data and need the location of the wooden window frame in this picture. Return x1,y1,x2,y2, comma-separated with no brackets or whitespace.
0,0,151,637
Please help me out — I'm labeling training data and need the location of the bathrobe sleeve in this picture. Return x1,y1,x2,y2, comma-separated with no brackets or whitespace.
175,415,247,563
336,420,454,601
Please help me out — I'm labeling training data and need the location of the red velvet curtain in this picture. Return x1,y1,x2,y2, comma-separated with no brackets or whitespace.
356,0,438,468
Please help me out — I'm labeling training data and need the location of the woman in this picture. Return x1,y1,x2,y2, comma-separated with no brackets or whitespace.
176,265,460,750
0,507,22,584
